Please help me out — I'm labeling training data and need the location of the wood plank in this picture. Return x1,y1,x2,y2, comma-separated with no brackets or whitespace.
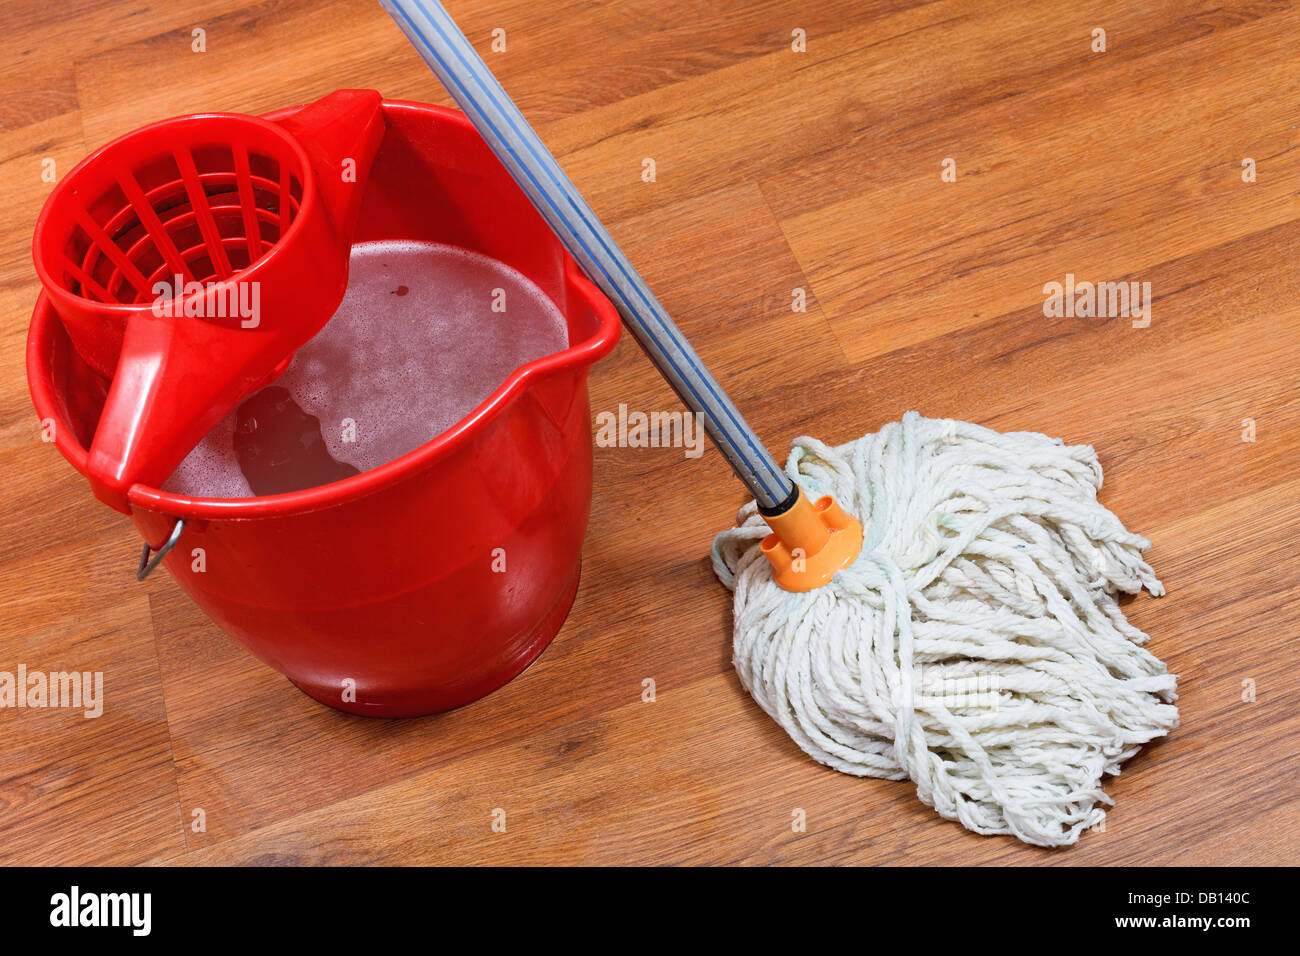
0,0,1295,866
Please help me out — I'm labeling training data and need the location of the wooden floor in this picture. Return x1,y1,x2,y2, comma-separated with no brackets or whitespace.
2,0,1297,866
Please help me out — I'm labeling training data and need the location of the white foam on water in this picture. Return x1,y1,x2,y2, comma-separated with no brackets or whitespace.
163,412,251,498
162,240,571,498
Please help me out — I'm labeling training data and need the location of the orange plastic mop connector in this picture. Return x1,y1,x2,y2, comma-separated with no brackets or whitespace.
761,486,863,592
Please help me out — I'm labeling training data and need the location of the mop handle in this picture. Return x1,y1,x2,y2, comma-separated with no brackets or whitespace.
380,0,796,512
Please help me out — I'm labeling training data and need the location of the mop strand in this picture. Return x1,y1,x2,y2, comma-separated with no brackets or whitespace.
711,412,1178,847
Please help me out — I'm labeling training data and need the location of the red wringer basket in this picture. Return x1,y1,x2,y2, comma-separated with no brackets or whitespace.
33,90,386,512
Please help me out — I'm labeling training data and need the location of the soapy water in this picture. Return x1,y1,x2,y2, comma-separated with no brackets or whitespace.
163,240,570,498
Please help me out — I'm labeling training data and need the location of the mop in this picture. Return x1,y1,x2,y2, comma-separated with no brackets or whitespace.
712,415,1177,845
382,0,1178,847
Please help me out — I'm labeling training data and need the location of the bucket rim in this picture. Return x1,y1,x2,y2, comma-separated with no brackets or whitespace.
26,99,622,520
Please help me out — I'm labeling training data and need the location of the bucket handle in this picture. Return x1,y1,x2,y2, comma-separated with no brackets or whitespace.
137,519,185,582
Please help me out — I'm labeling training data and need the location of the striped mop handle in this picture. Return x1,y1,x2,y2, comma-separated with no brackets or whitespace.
379,0,796,511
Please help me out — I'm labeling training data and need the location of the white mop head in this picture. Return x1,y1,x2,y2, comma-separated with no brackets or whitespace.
711,412,1178,847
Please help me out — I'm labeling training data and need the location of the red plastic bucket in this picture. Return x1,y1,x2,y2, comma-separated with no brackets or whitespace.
27,99,621,717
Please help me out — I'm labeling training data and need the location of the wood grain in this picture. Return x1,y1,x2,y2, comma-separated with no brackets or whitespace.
0,0,1296,865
